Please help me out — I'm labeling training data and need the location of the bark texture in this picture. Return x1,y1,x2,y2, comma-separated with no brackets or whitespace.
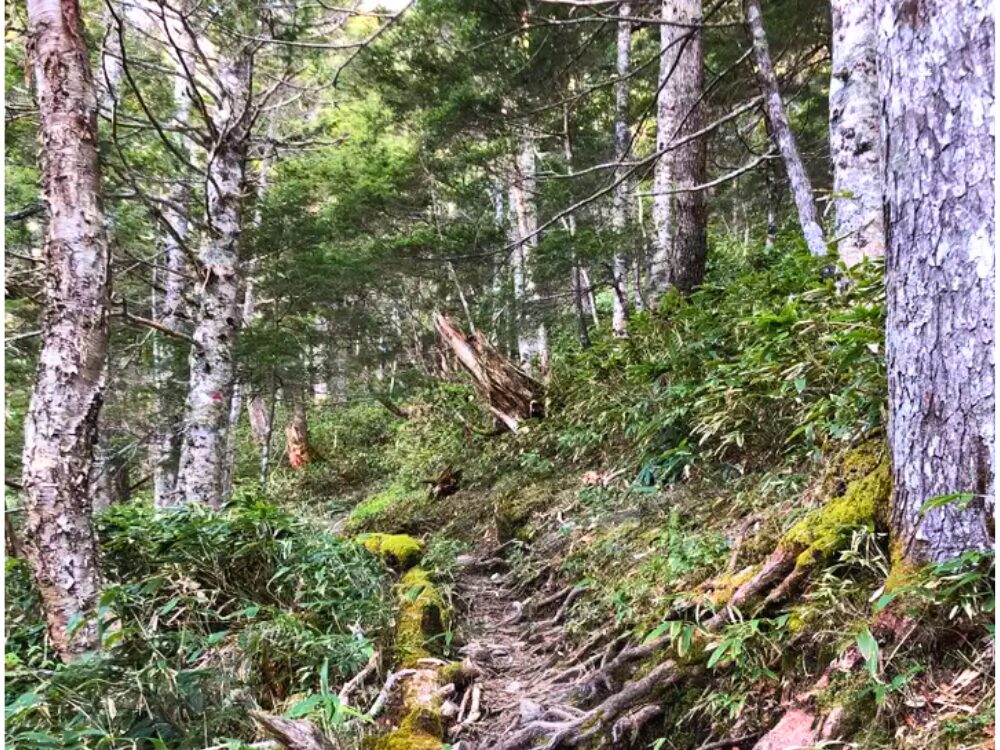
610,4,632,335
151,57,193,508
745,0,827,258
435,313,544,434
830,0,884,267
509,137,549,376
22,0,109,660
649,0,708,298
879,0,995,561
176,55,250,509
284,383,312,470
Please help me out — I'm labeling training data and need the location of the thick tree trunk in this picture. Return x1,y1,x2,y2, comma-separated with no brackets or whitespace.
151,62,192,509
649,0,708,299
829,0,884,267
176,57,250,509
509,137,549,376
745,0,827,258
879,0,994,562
21,0,109,660
610,4,632,335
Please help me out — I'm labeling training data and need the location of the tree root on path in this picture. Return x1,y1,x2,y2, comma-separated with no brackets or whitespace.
495,661,697,749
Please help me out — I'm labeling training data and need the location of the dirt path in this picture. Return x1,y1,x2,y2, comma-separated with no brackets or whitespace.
447,568,592,750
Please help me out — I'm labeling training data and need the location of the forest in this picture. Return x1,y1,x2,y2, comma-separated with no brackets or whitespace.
3,0,995,748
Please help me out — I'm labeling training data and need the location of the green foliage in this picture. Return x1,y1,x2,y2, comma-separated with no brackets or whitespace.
6,498,392,749
538,239,886,478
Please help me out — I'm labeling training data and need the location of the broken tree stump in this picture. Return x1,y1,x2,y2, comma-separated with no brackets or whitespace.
434,313,544,434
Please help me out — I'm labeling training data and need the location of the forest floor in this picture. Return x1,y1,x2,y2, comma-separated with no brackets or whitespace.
450,567,582,750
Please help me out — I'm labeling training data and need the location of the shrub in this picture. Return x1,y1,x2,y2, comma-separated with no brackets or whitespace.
5,497,393,749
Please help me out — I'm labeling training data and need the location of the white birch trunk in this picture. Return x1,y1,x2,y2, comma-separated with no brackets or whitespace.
219,145,272,503
611,4,632,335
21,0,109,660
829,0,884,267
151,57,193,509
745,0,827,258
176,56,250,509
509,137,549,376
879,0,994,562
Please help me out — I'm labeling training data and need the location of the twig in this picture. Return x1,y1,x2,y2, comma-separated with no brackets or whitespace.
338,649,379,706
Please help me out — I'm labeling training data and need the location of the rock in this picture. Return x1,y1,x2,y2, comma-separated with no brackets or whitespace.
519,699,543,724
505,681,523,693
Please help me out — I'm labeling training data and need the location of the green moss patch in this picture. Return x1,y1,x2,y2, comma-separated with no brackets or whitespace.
782,451,891,568
358,533,425,569
394,568,447,666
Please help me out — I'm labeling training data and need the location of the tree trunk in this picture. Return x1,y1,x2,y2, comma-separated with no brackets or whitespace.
176,56,250,510
879,0,994,563
259,381,278,491
509,137,549,376
745,0,827,258
284,383,312,470
220,145,273,503
151,56,193,509
435,313,544,434
829,0,884,267
561,103,591,349
649,0,709,299
610,4,632,335
21,0,109,660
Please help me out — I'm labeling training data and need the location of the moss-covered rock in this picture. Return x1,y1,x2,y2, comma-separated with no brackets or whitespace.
358,533,425,569
395,567,447,666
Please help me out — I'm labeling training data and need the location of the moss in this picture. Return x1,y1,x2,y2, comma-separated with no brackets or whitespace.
367,714,443,750
493,482,555,542
783,458,891,568
884,538,922,593
786,603,820,635
348,483,429,534
707,564,759,608
394,567,447,666
438,660,474,687
358,533,424,569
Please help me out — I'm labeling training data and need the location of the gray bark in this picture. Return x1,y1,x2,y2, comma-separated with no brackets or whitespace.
176,55,250,509
830,0,884,267
745,0,827,258
151,55,193,509
611,4,632,335
880,0,994,562
220,145,272,503
561,103,591,349
649,0,708,298
509,137,549,376
21,0,109,660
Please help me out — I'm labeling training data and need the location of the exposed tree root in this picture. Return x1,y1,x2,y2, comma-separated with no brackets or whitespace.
496,661,695,749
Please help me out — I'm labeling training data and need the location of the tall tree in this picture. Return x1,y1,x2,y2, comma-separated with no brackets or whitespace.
151,36,194,508
21,0,109,659
610,3,632,335
176,48,252,508
745,0,827,258
510,136,549,376
649,0,709,298
880,0,994,562
829,0,883,267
